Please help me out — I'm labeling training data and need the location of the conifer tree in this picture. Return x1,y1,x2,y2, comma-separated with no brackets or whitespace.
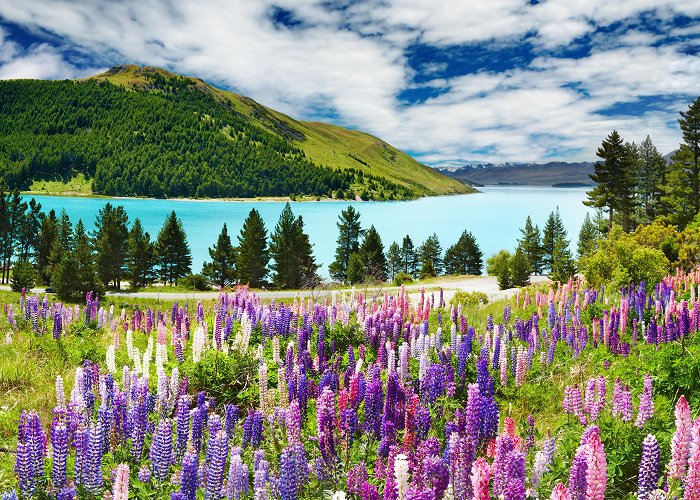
418,233,443,278
237,208,269,288
269,203,319,289
636,136,666,223
444,230,483,275
509,247,531,287
155,211,192,286
400,235,418,276
542,209,566,271
127,218,156,289
550,239,576,283
577,213,599,258
36,209,57,285
202,223,237,287
386,242,402,281
53,219,104,300
47,210,73,282
517,216,543,274
359,225,387,282
660,147,696,227
679,96,700,215
346,252,365,284
18,198,42,261
93,203,129,288
329,206,363,283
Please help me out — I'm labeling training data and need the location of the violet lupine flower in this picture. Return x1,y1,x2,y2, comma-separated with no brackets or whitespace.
531,436,555,492
317,387,337,465
205,430,228,500
492,435,515,497
638,434,659,500
286,400,302,445
179,452,199,500
669,395,692,480
225,404,240,439
684,417,700,500
470,457,491,500
191,407,204,454
635,374,654,428
15,443,33,498
51,421,68,489
138,463,152,482
347,463,368,496
280,445,304,500
568,450,587,500
504,450,526,500
112,463,129,500
175,396,190,458
226,451,249,500
85,422,104,495
150,419,173,481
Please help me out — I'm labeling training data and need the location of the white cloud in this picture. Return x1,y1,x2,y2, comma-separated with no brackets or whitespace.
0,0,697,163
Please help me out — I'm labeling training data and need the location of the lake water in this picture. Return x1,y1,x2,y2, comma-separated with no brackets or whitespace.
22,186,592,278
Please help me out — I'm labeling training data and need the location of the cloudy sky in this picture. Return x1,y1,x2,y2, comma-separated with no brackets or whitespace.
0,0,698,166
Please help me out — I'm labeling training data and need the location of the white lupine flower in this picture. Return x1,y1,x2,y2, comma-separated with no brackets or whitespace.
394,454,410,500
55,375,65,408
106,345,117,374
331,492,347,500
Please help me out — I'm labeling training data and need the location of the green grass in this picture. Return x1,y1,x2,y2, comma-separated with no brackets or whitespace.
26,173,93,195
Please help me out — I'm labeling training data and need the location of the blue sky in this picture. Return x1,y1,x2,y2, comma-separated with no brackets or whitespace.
0,0,698,166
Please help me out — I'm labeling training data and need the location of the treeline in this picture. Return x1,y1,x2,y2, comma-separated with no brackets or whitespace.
327,206,484,285
0,76,413,200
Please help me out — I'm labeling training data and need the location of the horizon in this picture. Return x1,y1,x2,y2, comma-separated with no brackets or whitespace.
0,0,698,166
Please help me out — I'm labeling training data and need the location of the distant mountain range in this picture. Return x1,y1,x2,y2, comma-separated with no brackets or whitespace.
436,161,595,187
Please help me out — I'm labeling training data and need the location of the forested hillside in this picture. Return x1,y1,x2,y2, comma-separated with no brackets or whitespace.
0,66,470,199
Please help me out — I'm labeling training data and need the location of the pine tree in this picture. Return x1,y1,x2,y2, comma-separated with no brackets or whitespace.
53,220,104,300
577,213,599,259
444,230,483,275
400,235,418,276
17,198,42,261
359,225,387,282
386,242,402,281
346,252,365,284
36,209,57,285
660,147,696,228
509,247,531,287
679,96,700,215
269,203,319,289
636,136,666,223
329,206,363,283
202,223,237,287
586,130,636,231
517,216,543,274
237,208,269,288
155,211,192,286
550,238,576,283
127,218,156,289
93,203,129,288
48,210,73,282
2,189,27,284
542,209,566,271
418,233,443,278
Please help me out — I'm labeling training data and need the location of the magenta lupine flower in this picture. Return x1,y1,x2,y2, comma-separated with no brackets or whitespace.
286,400,302,445
317,387,337,466
550,483,571,500
584,431,606,500
347,463,368,496
685,417,700,500
470,457,491,500
638,434,659,500
112,464,129,500
669,395,692,479
584,378,596,416
361,481,380,500
635,374,654,427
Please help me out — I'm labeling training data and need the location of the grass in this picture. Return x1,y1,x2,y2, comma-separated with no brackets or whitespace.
25,173,93,195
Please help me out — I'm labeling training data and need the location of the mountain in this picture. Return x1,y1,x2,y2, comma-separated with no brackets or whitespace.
437,161,595,187
0,64,470,200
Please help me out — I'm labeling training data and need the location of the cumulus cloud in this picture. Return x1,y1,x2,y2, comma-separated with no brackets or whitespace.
0,0,697,164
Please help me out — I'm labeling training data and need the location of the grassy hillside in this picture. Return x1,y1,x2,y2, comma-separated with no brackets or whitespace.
89,65,472,198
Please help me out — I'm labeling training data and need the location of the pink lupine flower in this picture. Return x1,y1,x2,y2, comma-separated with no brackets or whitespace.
584,431,606,500
470,457,492,500
684,418,700,499
112,463,129,500
550,482,571,500
669,395,692,479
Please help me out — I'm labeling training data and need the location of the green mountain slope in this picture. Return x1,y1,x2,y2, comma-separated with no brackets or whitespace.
0,64,471,199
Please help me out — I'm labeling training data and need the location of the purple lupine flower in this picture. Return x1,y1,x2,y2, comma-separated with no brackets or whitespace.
568,449,588,500
280,446,302,500
364,376,383,438
150,419,173,481
176,396,190,458
638,434,659,500
635,374,654,427
51,421,68,489
191,407,204,454
225,404,240,439
205,430,228,500
504,450,526,500
492,435,515,497
15,443,32,498
179,452,199,500
85,422,104,495
226,450,249,500
138,463,152,482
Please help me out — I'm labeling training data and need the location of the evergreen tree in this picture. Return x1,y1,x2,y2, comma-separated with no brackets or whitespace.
550,239,576,283
386,242,402,281
1,189,27,284
418,233,443,278
237,208,269,288
53,220,104,300
636,136,666,223
444,230,483,275
660,147,696,228
329,206,363,283
269,203,319,289
36,209,57,285
577,213,599,258
17,198,42,261
155,211,192,286
400,235,418,276
679,96,700,215
346,252,365,284
93,203,129,288
127,218,156,289
48,210,73,282
359,225,387,282
586,130,637,231
202,223,237,287
517,216,543,274
509,247,531,287
10,260,35,292
542,209,566,271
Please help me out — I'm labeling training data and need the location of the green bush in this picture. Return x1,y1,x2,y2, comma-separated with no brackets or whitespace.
450,290,488,309
180,273,211,291
185,350,259,409
10,260,36,292
393,271,413,286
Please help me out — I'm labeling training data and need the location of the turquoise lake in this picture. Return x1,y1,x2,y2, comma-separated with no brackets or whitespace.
22,186,592,278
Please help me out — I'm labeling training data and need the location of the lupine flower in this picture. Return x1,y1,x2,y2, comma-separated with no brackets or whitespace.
470,457,491,500
635,374,654,427
179,452,199,500
112,464,129,500
669,395,692,479
138,463,152,482
394,453,410,500
584,431,606,500
150,419,173,481
638,434,659,500
550,483,571,500
205,430,228,500
531,436,555,492
568,450,587,500
684,417,700,500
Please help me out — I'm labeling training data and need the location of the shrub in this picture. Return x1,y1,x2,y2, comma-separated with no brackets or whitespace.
393,271,413,286
450,290,488,309
185,350,259,409
180,273,211,291
10,260,36,292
